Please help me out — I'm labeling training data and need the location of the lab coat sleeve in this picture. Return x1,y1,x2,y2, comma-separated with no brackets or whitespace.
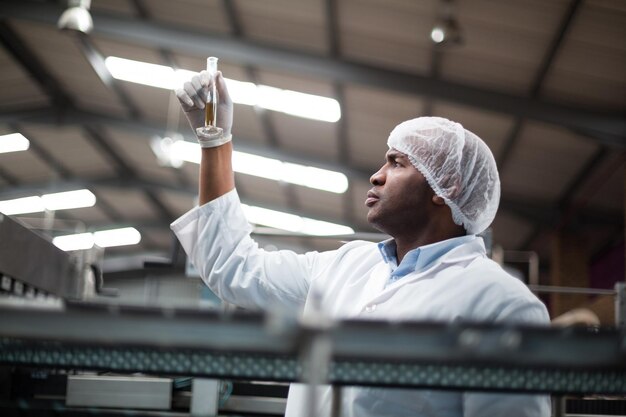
171,189,335,311
463,299,552,417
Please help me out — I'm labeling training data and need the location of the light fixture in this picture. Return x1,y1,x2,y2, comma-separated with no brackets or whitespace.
234,152,348,193
0,196,45,215
431,0,463,46
94,227,141,248
104,57,341,123
105,57,175,89
41,189,97,211
241,204,354,236
0,133,30,154
430,17,462,45
53,227,141,251
159,139,349,194
53,232,94,252
0,189,96,215
150,135,184,168
58,0,93,34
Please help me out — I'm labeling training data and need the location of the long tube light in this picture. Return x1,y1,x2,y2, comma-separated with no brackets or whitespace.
165,139,348,194
53,227,141,251
104,57,341,123
41,189,97,211
0,196,44,215
52,232,94,251
94,227,141,248
0,133,30,153
241,204,354,236
0,189,96,215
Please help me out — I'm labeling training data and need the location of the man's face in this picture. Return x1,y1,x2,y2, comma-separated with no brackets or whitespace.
366,149,435,235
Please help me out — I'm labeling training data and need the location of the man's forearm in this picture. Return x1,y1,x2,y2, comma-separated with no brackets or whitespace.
199,142,235,205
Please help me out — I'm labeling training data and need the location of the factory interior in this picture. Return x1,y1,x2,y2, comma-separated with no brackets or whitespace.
0,0,624,416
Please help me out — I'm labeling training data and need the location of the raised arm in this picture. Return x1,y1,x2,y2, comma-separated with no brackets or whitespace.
172,69,328,311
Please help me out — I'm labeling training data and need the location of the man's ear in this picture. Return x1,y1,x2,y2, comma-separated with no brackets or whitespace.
432,195,446,206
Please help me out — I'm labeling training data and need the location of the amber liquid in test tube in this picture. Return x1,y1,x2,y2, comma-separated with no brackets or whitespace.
196,57,223,139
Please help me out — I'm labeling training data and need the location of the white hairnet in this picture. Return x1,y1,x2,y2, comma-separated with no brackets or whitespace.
387,117,500,235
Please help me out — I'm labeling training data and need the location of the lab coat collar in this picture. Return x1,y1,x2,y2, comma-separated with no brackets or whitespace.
354,236,487,310
377,234,479,273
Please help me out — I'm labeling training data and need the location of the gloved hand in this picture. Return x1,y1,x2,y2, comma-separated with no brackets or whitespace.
175,70,234,146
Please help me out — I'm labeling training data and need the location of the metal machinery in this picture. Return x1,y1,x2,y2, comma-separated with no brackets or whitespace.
1,213,625,416
0,213,85,301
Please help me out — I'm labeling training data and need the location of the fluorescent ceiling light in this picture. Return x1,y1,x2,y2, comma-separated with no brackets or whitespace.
0,189,96,215
280,163,348,193
53,227,141,252
94,227,141,248
300,218,355,236
0,133,30,154
167,139,348,194
0,196,45,215
105,57,341,122
169,140,200,164
53,232,94,252
41,189,96,211
256,85,340,122
242,204,354,236
233,152,284,182
223,78,259,106
105,57,176,89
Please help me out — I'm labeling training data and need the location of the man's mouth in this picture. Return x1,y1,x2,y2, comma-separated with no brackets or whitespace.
365,191,379,207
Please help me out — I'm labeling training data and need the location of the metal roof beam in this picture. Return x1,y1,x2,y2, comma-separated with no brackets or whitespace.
75,35,142,120
519,148,622,249
0,20,72,109
497,0,585,169
325,0,356,224
222,0,243,37
326,0,340,57
0,167,19,186
81,125,176,223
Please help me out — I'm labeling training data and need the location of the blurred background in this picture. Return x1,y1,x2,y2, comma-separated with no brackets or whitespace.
0,0,624,320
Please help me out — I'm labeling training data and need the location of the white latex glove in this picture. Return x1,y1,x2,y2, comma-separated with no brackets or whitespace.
175,70,233,143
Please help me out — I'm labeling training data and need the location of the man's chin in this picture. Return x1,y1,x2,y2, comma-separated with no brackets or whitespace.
366,211,382,230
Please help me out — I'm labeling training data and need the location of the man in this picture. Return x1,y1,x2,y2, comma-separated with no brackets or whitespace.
172,70,550,416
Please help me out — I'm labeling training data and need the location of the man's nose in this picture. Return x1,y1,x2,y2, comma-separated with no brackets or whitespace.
370,167,385,186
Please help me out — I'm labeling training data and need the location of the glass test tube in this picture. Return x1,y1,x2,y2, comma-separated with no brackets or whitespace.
205,57,218,128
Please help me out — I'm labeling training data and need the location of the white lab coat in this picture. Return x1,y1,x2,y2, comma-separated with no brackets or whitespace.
171,189,551,417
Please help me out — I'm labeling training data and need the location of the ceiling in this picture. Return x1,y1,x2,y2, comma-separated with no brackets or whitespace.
0,0,624,274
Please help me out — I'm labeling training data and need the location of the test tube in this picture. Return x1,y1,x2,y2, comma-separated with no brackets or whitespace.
205,57,218,128
196,57,222,140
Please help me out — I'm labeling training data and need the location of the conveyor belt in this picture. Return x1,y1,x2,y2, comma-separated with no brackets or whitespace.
0,300,624,394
